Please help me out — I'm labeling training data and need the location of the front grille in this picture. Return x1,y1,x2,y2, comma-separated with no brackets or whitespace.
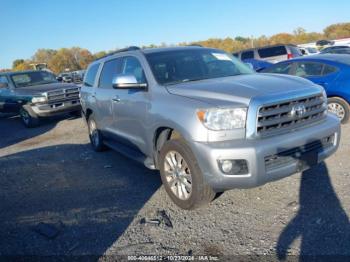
257,93,326,137
47,88,80,103
265,135,334,171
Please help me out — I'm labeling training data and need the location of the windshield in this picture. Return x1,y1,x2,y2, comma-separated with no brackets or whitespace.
11,71,57,88
145,49,254,85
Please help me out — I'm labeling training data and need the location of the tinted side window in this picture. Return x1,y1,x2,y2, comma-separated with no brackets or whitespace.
263,63,292,74
84,63,100,87
295,62,323,77
258,46,287,58
99,58,123,89
241,51,254,60
323,65,338,75
122,56,146,83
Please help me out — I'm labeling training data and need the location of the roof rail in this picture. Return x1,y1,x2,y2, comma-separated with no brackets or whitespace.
94,46,141,61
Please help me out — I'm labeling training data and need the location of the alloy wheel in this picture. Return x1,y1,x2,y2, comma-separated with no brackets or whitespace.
164,150,192,200
328,102,345,121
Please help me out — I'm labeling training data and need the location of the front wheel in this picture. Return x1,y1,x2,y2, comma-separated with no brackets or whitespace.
159,139,216,210
328,97,349,124
19,107,39,128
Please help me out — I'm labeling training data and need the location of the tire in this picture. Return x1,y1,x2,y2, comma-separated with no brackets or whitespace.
87,116,106,152
19,107,39,128
159,138,216,210
327,97,350,124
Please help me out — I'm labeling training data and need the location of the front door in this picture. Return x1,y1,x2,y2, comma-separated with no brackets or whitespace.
0,75,19,113
111,56,150,153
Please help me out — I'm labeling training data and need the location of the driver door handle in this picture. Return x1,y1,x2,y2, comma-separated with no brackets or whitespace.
112,95,121,102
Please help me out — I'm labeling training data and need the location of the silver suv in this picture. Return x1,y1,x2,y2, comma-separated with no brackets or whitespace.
234,44,302,63
80,46,340,209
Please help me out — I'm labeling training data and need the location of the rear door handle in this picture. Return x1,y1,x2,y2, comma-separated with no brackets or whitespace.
91,93,96,98
112,95,121,102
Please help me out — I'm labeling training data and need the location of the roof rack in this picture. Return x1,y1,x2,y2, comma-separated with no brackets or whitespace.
94,46,141,61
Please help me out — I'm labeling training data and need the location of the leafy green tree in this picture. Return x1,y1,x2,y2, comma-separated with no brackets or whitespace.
12,59,25,69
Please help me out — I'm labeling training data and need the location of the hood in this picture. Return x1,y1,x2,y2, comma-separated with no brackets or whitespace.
166,73,321,107
13,82,78,96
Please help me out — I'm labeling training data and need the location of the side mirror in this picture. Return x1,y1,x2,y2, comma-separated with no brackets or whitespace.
56,77,63,82
112,74,147,89
0,82,8,89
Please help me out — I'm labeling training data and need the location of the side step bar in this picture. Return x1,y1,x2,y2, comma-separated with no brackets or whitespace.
103,139,156,170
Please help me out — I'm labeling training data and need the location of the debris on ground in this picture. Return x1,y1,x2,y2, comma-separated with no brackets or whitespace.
157,210,173,228
140,218,161,226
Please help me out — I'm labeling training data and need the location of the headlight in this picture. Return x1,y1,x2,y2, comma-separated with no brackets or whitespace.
31,96,47,103
197,108,247,130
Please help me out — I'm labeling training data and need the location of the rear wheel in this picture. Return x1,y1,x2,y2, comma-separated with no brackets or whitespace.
159,138,216,210
19,107,39,128
328,97,349,124
87,117,106,151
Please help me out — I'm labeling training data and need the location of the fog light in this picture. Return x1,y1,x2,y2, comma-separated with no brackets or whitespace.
221,160,233,173
218,159,248,175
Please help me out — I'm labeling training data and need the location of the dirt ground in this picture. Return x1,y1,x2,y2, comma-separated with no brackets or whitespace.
0,113,349,260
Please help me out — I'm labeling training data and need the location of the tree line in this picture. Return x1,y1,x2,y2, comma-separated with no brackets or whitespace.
5,22,350,74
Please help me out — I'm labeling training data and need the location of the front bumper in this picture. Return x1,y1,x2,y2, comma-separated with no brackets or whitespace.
29,100,81,117
191,114,340,191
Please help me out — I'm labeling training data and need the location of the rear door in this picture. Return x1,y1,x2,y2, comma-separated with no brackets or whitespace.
95,57,123,134
257,46,288,63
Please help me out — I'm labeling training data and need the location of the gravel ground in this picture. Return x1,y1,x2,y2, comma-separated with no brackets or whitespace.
0,113,349,260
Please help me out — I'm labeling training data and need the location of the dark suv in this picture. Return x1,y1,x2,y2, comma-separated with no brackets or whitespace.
0,70,81,127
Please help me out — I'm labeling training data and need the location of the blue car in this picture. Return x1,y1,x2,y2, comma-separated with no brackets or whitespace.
242,58,273,71
261,54,350,123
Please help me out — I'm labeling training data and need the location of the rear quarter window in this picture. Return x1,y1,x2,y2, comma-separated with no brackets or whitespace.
84,63,100,87
322,65,338,75
258,46,287,58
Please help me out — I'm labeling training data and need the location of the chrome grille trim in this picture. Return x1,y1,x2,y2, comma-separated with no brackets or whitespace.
47,88,80,103
256,93,326,137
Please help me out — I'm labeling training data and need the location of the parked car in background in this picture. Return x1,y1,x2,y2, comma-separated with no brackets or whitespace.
57,72,73,83
321,47,350,55
320,45,350,54
234,44,302,63
261,54,350,123
71,70,86,83
299,47,319,56
0,70,81,127
80,46,340,209
316,40,335,47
